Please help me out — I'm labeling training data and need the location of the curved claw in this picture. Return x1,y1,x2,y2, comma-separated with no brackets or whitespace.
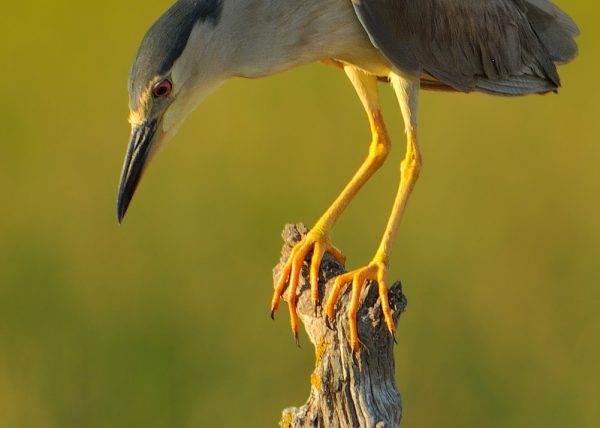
271,255,294,317
270,230,345,341
323,259,394,353
325,314,334,330
377,270,396,338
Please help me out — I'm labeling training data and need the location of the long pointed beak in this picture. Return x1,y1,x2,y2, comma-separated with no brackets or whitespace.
117,120,158,223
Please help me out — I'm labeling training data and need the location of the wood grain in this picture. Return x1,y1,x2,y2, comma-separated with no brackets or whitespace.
273,224,407,428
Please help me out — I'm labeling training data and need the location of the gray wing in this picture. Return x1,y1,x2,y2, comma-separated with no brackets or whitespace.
351,0,579,95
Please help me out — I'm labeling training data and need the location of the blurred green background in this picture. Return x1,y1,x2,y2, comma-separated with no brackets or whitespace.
0,1,598,427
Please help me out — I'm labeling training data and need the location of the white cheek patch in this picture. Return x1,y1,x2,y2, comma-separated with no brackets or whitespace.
159,22,224,138
162,99,185,135
161,79,222,135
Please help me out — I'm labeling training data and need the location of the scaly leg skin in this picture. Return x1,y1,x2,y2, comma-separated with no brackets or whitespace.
324,74,422,354
270,67,391,345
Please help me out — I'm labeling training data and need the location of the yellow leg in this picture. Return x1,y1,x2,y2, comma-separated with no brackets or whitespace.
270,67,391,343
324,74,422,353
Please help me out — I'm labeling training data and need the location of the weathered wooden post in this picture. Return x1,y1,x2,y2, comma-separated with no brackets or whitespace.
273,224,407,428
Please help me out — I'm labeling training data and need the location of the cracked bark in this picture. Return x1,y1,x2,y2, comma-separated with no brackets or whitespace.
273,224,407,428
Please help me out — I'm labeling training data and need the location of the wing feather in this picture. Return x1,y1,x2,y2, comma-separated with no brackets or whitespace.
351,0,578,95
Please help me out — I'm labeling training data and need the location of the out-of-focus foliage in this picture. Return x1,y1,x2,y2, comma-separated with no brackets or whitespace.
0,1,597,427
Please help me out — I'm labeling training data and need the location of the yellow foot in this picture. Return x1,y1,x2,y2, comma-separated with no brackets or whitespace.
324,259,396,353
270,229,345,345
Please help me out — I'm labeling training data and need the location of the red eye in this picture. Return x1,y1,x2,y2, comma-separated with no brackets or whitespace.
152,79,172,98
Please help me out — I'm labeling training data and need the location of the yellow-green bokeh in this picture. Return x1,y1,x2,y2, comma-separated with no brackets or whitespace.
0,1,598,427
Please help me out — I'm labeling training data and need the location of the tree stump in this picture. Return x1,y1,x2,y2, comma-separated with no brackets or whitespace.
273,224,407,428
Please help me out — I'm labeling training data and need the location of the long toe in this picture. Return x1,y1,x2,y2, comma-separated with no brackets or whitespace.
270,229,344,342
323,259,391,354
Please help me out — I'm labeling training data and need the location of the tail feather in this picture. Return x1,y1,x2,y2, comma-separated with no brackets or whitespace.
475,74,557,96
525,0,580,64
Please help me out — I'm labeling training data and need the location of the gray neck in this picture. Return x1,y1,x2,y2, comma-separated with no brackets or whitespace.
215,0,366,78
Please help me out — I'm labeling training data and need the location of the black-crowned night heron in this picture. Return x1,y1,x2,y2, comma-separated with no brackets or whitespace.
117,0,578,351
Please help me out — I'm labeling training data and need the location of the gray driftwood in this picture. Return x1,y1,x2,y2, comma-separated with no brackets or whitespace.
273,224,407,428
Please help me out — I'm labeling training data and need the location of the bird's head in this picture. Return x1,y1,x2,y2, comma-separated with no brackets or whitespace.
117,0,226,223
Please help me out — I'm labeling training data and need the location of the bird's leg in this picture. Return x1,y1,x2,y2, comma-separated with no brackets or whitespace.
270,67,390,343
324,75,421,353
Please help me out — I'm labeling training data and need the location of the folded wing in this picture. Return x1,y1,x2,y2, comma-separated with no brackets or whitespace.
351,0,579,95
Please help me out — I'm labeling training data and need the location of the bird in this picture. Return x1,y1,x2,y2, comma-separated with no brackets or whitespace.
117,0,578,352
